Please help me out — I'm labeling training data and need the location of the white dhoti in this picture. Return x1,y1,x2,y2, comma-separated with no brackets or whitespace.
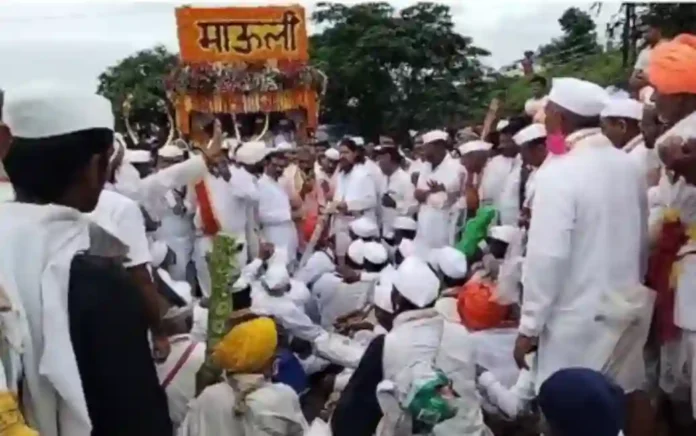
333,215,352,258
535,285,655,394
163,235,193,282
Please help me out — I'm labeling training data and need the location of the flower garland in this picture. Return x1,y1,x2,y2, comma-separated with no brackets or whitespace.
166,61,327,96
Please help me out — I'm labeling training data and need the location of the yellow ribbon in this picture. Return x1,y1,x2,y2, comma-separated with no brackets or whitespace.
665,208,696,288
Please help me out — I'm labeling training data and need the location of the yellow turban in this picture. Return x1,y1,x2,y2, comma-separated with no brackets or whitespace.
648,34,696,95
212,317,278,373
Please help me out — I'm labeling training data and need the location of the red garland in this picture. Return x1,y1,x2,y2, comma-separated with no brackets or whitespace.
646,219,687,344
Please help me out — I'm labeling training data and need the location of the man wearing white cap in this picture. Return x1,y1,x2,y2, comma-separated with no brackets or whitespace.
514,123,548,223
152,144,194,281
515,77,652,415
316,147,339,201
601,98,660,188
156,300,205,430
428,246,469,296
0,82,171,435
414,130,462,254
392,215,417,245
375,145,416,247
191,140,265,296
382,256,491,435
457,140,492,214
490,119,529,226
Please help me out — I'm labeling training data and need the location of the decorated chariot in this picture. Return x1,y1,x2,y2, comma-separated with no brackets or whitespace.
167,4,326,144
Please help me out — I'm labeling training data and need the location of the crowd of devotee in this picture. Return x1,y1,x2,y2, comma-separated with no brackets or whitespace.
2,21,696,436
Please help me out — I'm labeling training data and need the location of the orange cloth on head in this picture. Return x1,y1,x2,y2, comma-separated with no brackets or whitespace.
457,279,509,331
648,34,696,95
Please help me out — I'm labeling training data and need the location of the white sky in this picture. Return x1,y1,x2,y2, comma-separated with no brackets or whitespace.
0,0,620,91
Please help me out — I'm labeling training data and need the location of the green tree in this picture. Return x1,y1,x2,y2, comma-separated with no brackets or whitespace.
97,45,178,133
310,2,490,140
604,3,696,67
538,7,601,66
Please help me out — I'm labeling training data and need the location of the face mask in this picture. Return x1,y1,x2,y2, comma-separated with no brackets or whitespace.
546,132,567,155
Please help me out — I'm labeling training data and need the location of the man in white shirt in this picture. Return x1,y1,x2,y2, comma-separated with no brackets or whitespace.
601,98,661,189
375,145,416,247
258,149,298,264
630,19,666,94
153,144,195,281
493,118,528,225
191,140,264,296
332,138,378,261
515,77,654,436
413,130,462,254
156,305,205,430
514,123,548,225
0,82,173,435
382,256,492,436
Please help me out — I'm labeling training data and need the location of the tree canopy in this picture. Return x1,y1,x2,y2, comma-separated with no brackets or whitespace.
310,1,491,141
97,45,178,132
538,7,601,65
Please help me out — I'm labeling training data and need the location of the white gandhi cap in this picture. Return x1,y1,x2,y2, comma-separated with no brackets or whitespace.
393,256,440,308
125,149,151,164
548,77,609,117
237,141,270,165
262,264,291,290
363,241,388,265
513,124,547,146
393,216,417,231
458,140,493,155
3,81,114,138
158,144,184,159
347,239,365,266
488,225,520,244
349,216,379,239
422,130,448,144
600,98,644,121
430,246,468,280
324,148,340,161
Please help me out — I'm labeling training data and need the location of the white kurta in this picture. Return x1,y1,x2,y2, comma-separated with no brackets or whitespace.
112,156,208,218
250,284,324,342
495,158,523,226
479,155,517,210
522,128,651,392
333,164,378,257
380,168,416,239
89,189,152,268
154,188,194,281
293,249,336,286
180,377,307,436
191,169,258,297
258,174,298,263
414,154,461,254
155,334,205,429
0,204,124,436
624,135,661,186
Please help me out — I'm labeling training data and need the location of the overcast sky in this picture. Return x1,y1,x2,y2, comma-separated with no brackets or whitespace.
0,1,618,91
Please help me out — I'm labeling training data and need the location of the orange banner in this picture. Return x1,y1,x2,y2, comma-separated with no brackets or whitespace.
175,5,309,64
